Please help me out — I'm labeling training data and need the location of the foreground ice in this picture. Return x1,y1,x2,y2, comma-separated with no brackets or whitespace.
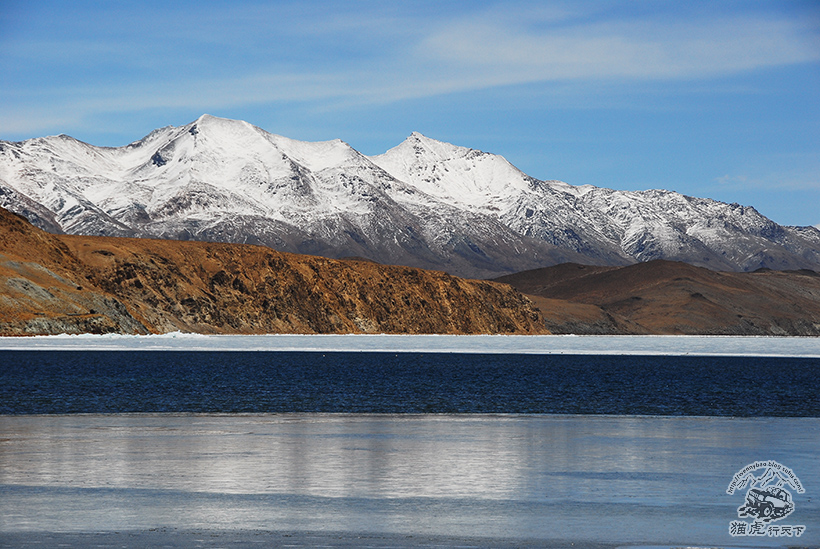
1,333,820,357
0,414,816,547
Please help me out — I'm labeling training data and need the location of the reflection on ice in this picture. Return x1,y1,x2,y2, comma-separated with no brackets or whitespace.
1,414,817,546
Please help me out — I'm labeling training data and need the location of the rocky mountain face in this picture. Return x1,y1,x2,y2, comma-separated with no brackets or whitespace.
0,208,545,335
495,260,820,335
2,114,820,278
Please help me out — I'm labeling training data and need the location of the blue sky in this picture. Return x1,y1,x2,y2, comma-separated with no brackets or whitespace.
1,1,819,226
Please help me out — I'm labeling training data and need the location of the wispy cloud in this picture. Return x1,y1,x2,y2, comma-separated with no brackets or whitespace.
416,10,819,86
1,1,818,135
715,167,820,191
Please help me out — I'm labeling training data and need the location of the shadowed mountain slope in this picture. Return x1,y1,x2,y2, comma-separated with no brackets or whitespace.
0,208,545,335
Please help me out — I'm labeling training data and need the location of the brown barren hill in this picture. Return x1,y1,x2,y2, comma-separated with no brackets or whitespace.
496,260,820,335
0,208,545,335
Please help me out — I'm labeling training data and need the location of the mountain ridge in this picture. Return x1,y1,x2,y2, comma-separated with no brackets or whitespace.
2,114,819,278
495,260,820,335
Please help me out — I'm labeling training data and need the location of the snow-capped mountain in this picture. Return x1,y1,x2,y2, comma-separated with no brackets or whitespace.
2,114,819,278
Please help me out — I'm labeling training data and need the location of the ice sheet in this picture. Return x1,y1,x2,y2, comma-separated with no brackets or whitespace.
1,414,817,547
1,333,819,357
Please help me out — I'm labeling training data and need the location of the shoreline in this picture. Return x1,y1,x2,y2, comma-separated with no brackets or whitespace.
1,333,820,358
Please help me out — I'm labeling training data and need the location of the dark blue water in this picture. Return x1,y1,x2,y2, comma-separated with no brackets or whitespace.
0,351,817,416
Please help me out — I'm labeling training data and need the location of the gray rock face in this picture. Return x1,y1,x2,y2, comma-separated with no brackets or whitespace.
2,115,819,278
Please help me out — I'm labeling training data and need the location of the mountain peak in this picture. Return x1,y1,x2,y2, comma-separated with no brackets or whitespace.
398,132,466,157
192,113,247,127
371,132,533,210
181,115,361,172
185,113,259,138
195,113,218,123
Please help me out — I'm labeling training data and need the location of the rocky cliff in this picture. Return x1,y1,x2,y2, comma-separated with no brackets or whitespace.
0,208,545,335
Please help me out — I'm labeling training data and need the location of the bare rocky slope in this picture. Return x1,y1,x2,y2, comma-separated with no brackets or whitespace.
0,208,545,335
495,260,820,335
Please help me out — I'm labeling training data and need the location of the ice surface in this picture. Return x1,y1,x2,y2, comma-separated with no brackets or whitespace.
1,414,816,546
1,333,819,357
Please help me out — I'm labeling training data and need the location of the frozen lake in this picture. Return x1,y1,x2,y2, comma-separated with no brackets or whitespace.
2,336,817,546
3,333,820,357
1,414,817,547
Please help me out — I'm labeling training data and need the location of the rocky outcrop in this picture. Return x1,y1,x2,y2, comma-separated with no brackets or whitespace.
0,208,545,335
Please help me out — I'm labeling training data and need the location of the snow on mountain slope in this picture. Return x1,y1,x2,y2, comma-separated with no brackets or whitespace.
372,132,551,212
1,115,819,278
371,131,820,272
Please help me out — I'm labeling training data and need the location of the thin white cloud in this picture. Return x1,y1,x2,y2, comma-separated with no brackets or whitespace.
177,9,818,107
715,168,820,191
716,174,750,186
417,13,820,85
0,110,80,138
1,2,819,138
